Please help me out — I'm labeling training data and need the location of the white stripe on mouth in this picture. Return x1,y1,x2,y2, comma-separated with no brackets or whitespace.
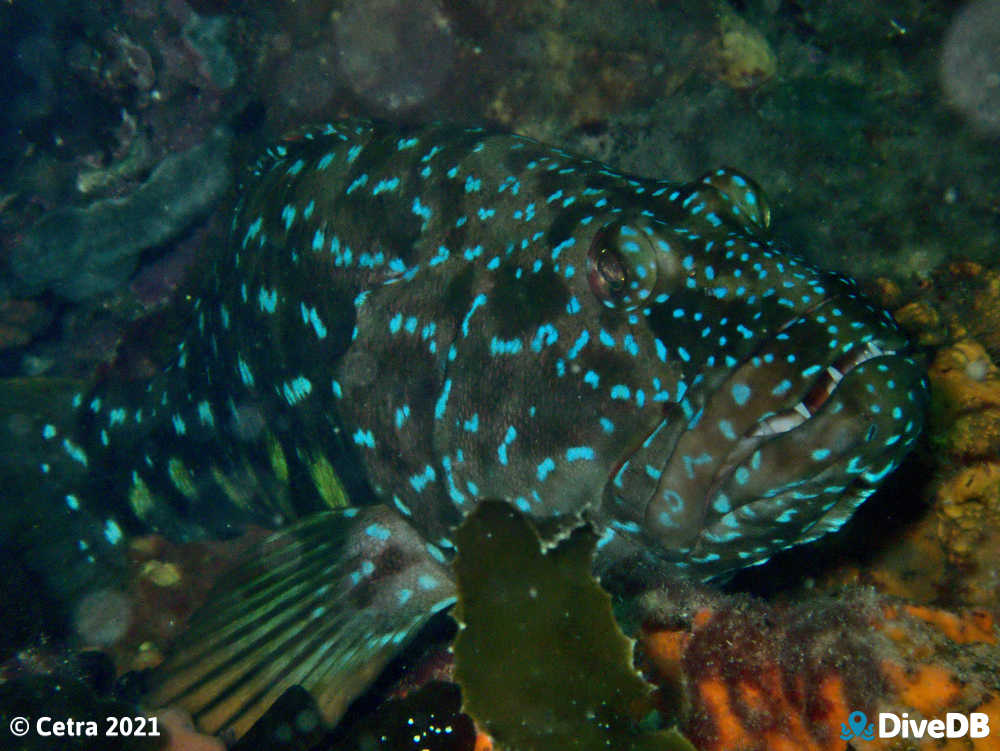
699,340,898,509
749,340,894,438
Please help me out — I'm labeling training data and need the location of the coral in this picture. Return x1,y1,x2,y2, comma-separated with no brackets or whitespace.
930,263,1000,361
0,0,243,370
0,2,129,169
923,339,1000,589
480,0,716,140
812,260,1000,611
182,14,238,91
66,30,156,108
928,340,1000,454
637,586,1000,751
83,496,995,751
893,301,945,348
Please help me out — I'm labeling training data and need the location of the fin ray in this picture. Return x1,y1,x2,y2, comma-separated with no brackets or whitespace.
146,506,454,739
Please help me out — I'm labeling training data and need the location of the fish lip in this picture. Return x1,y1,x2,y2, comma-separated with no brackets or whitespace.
753,338,900,436
704,338,901,499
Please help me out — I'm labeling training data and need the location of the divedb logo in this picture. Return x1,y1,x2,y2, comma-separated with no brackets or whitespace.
840,710,991,740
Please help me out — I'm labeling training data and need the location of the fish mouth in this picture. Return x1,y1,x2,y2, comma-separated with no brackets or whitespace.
748,339,894,439
635,273,927,556
608,340,900,500
706,337,903,500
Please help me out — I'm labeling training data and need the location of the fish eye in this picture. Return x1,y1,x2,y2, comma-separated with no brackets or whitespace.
587,220,659,310
596,248,626,290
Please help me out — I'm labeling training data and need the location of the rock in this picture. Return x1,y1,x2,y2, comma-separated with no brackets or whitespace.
0,298,53,351
11,129,231,302
705,2,777,90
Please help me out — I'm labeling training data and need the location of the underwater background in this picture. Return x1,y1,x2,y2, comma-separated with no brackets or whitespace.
0,1,998,749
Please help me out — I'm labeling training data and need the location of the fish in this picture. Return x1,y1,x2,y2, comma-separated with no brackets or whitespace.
5,119,927,737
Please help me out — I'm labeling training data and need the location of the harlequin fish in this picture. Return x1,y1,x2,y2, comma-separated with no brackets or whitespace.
5,120,926,738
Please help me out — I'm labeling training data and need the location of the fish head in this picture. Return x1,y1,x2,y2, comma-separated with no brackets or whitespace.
584,179,926,575
441,171,925,577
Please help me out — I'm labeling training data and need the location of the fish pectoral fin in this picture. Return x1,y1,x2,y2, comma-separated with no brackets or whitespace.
144,506,456,741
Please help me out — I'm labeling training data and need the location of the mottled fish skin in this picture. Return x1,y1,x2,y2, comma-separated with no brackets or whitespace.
39,119,926,587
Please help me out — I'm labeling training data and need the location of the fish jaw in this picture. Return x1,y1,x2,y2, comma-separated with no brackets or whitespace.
635,296,926,576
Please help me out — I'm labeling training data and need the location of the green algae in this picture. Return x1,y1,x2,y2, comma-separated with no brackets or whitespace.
452,501,696,751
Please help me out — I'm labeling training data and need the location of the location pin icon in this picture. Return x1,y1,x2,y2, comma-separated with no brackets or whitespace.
848,711,868,737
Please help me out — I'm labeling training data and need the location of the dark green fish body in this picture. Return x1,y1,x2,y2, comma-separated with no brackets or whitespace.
17,120,926,734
